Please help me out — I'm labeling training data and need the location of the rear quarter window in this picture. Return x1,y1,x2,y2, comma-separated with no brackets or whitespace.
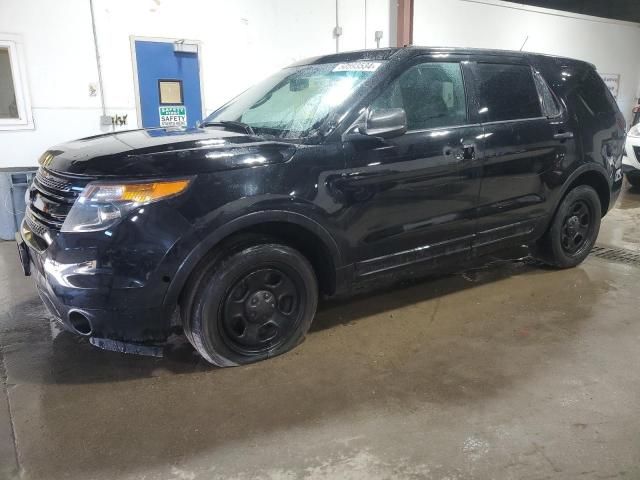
576,70,617,117
533,71,562,118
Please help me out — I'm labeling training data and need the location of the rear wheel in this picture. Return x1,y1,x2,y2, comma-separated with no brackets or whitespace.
626,174,640,188
532,185,601,268
181,240,318,367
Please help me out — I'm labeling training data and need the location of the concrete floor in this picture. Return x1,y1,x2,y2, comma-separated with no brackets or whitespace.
2,187,640,480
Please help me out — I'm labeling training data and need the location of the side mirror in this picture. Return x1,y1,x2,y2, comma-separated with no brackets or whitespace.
364,108,407,139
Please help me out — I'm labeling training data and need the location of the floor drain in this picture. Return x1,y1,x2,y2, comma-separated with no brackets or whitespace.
590,245,640,267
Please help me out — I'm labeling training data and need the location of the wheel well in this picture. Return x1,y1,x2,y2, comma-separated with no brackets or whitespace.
205,222,337,296
566,170,610,216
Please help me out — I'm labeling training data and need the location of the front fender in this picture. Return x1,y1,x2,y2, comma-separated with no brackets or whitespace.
161,209,343,310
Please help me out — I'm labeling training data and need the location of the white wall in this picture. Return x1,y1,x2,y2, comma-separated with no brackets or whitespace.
0,0,103,168
0,0,392,168
413,0,640,125
3,0,640,170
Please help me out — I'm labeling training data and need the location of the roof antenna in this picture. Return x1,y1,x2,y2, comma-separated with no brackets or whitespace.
519,35,529,51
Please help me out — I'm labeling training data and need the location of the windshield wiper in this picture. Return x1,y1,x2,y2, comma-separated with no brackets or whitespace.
201,120,255,135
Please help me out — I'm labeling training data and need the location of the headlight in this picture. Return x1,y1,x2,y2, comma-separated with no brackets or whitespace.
628,125,640,137
61,179,191,233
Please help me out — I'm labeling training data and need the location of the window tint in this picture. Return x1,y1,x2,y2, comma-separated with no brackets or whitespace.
0,47,18,119
577,70,616,117
371,62,466,130
473,63,542,122
534,72,561,117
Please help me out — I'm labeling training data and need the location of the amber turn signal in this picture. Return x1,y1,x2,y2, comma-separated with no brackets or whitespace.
120,180,191,203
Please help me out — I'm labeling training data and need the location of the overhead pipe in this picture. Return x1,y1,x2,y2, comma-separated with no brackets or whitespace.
364,0,367,49
334,0,341,53
89,0,109,126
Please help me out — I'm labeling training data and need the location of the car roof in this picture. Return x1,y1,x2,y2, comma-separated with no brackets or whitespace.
291,46,592,69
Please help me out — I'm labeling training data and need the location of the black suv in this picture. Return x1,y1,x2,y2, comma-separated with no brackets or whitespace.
17,47,625,366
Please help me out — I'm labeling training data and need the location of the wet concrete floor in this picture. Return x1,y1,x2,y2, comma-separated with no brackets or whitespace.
2,185,640,479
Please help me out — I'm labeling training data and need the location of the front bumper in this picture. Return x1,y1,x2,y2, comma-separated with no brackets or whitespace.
17,222,176,342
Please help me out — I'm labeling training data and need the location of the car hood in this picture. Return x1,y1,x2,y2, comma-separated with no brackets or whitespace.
39,127,298,177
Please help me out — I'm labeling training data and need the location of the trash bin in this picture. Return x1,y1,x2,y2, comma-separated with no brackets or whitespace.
0,167,37,241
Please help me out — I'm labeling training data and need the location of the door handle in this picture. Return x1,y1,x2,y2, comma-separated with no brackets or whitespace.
553,131,574,140
456,144,475,161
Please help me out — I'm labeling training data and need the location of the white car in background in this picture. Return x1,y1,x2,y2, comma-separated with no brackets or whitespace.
624,124,640,187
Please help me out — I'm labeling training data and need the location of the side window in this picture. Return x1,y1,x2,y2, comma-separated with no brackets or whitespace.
473,63,542,122
0,37,33,130
576,70,617,117
371,62,467,131
0,47,17,119
534,71,561,117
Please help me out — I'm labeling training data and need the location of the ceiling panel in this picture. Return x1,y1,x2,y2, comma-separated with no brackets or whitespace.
502,0,640,23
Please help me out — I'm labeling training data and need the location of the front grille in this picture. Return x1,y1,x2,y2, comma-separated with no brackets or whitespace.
633,146,640,162
25,167,90,239
24,209,49,238
35,168,73,193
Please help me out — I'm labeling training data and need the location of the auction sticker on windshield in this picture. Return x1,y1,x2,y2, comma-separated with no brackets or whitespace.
333,62,381,72
159,106,187,127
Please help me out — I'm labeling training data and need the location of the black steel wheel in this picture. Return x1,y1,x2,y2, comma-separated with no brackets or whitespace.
532,185,601,269
182,239,318,367
221,267,304,355
560,199,593,255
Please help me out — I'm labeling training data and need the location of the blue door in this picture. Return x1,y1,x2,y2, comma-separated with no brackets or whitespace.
134,40,202,128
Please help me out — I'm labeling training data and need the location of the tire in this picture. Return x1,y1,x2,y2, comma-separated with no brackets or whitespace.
181,240,318,367
532,185,601,268
180,234,271,347
626,174,640,188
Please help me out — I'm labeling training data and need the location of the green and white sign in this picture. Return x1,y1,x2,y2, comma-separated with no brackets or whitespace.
159,106,187,127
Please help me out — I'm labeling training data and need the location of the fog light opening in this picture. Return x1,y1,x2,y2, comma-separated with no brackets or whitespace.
68,311,93,336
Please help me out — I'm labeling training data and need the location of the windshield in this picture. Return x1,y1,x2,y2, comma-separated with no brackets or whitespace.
202,61,383,139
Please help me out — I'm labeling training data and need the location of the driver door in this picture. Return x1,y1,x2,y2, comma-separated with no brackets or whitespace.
339,59,483,277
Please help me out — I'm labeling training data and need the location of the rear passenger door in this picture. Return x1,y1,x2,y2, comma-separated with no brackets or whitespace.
466,61,572,253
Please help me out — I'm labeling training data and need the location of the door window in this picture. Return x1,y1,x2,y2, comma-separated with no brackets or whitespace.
371,62,467,131
473,63,542,122
158,80,183,105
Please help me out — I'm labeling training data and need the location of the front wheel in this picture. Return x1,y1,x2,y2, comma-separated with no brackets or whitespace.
182,242,318,367
532,185,601,268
